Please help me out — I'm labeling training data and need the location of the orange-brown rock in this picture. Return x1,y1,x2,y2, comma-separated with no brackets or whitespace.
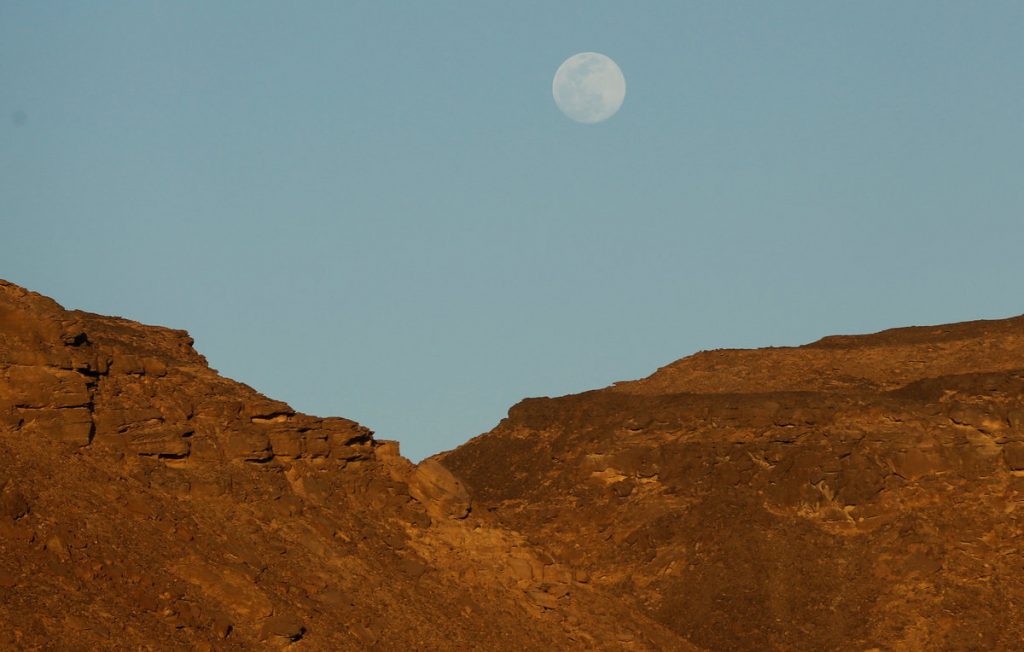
407,458,472,520
0,280,690,650
443,315,1024,650
5,277,1024,650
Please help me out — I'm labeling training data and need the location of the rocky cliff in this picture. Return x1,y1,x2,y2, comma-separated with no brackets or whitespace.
442,316,1024,650
0,280,686,650
3,279,1023,650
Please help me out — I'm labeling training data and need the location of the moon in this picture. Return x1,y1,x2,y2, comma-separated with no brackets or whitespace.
552,52,626,124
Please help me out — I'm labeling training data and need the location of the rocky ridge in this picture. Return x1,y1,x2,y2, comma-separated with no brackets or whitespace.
4,278,1024,650
442,315,1024,650
0,280,689,650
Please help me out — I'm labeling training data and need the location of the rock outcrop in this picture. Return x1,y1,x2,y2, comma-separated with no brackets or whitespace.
4,278,1023,650
0,280,688,650
442,315,1024,650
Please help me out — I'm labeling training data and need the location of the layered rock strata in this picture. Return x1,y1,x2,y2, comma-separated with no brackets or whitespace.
5,277,1023,650
443,316,1024,650
0,280,686,650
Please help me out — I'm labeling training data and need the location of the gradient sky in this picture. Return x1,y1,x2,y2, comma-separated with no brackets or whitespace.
2,2,1022,461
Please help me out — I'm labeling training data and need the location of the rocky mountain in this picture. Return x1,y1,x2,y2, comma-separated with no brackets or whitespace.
2,278,1022,650
442,316,1024,650
0,280,688,650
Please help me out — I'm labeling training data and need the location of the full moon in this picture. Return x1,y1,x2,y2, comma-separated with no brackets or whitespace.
552,52,626,124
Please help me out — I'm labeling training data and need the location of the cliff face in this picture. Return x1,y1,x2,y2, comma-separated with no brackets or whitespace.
0,280,687,651
4,279,1023,651
442,316,1024,650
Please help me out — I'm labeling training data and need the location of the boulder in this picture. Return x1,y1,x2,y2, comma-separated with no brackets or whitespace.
407,459,471,520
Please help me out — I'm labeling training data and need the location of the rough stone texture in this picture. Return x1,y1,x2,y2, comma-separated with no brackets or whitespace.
6,278,1024,650
0,280,689,651
443,313,1024,651
408,458,472,520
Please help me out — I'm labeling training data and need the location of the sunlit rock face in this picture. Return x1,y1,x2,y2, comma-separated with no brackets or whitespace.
0,280,375,462
442,313,1024,650
0,280,693,650
4,278,1023,650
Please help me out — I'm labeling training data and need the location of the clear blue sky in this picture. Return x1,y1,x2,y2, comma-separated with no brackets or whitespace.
2,2,1022,461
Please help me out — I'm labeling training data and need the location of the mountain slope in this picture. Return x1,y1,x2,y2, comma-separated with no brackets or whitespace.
5,278,1023,650
441,315,1024,650
0,280,689,651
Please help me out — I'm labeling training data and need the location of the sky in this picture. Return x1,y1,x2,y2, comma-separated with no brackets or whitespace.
2,2,1022,461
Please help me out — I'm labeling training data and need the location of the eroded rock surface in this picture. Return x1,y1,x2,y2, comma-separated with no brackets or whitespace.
0,280,687,650
443,315,1024,651
5,278,1023,650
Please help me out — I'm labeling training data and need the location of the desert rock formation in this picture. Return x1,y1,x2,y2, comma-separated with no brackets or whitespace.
443,316,1024,650
0,280,687,650
3,278,1023,650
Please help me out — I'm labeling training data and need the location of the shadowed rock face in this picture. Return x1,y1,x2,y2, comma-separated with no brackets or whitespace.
0,280,692,651
442,315,1024,651
4,279,1023,650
